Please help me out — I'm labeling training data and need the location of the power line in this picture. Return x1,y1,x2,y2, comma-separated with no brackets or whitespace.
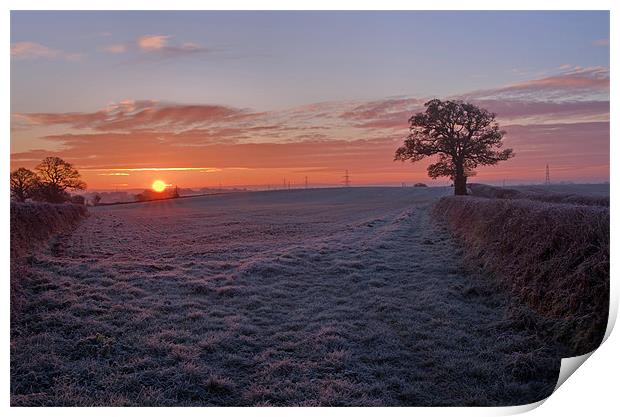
343,170,350,187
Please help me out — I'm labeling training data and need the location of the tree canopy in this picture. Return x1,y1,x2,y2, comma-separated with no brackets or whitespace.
10,168,39,202
35,157,86,191
394,99,514,195
11,157,87,204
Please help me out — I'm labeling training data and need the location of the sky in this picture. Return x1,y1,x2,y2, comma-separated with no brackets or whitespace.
10,11,610,190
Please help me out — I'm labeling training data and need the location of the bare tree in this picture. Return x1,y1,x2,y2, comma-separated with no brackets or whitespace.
394,99,514,195
10,168,39,202
33,157,86,203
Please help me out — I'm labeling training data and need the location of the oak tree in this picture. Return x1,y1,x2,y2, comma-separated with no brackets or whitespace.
395,99,514,195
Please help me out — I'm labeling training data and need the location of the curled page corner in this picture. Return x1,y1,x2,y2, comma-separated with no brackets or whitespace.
551,296,618,395
497,398,548,415
554,352,595,392
491,352,595,416
603,299,618,344
495,306,616,415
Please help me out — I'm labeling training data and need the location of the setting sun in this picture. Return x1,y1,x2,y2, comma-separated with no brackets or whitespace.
151,180,167,192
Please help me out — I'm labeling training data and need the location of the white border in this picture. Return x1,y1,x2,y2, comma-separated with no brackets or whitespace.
3,1,617,416
3,1,619,10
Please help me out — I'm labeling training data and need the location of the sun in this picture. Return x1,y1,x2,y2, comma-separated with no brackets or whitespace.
151,180,167,193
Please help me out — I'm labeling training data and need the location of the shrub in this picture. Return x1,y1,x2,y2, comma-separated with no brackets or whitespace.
70,195,86,205
433,196,609,355
10,202,88,258
31,183,71,204
468,183,609,207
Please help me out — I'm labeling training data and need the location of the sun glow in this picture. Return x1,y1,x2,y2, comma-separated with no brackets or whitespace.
151,180,167,192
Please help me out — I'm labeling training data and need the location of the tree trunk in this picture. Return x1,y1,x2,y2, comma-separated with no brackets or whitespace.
454,166,467,196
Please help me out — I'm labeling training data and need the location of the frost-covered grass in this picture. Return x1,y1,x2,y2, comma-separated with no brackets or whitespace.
12,187,561,406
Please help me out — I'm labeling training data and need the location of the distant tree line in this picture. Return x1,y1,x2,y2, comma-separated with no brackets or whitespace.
10,157,86,204
135,186,180,202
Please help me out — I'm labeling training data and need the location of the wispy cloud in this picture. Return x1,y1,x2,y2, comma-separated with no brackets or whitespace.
98,172,130,176
13,100,255,132
88,167,222,173
340,98,425,129
462,66,609,102
103,34,210,60
11,42,83,61
138,35,170,50
505,67,608,91
12,70,610,143
103,44,127,54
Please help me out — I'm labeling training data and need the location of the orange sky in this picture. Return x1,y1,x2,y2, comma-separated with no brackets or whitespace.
11,88,610,190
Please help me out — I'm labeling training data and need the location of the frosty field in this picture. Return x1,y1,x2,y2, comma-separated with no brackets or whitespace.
11,187,562,406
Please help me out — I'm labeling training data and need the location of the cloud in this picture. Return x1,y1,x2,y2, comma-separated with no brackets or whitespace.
11,42,84,62
506,67,608,90
11,42,58,59
463,66,609,102
340,98,425,129
93,167,221,172
138,35,170,50
11,42,83,61
13,100,257,132
103,35,210,60
466,99,609,124
478,121,609,181
98,172,130,176
593,38,609,46
141,42,210,60
338,95,609,130
13,63,610,138
103,44,127,54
